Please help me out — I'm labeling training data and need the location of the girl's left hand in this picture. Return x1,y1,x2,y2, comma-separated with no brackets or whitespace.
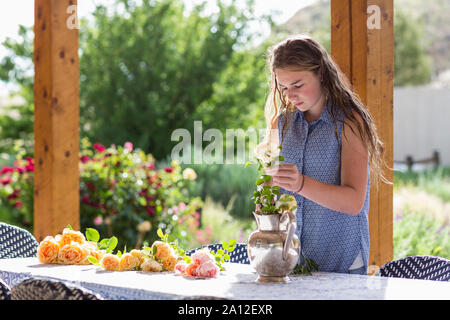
264,163,303,193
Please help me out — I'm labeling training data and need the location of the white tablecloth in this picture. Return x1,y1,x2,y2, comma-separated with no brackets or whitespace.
1,258,449,300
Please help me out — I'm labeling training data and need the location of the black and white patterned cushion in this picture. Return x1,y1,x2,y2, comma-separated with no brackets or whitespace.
11,278,103,300
377,255,450,282
0,223,38,259
0,278,11,300
186,243,250,264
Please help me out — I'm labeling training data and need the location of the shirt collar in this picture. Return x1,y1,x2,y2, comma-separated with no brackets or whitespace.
294,100,334,124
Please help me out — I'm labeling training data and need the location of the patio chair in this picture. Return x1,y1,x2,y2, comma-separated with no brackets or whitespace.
0,278,11,300
0,223,39,259
376,255,450,282
186,243,250,264
11,278,104,300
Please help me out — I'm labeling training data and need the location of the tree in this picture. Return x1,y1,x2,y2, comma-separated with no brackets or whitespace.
0,25,34,155
78,0,262,160
0,0,269,161
393,8,433,86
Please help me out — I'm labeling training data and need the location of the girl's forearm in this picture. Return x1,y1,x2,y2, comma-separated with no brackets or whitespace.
297,175,365,215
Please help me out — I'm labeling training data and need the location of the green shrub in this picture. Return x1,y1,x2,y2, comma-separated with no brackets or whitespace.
187,196,256,250
394,166,450,202
394,205,450,259
180,163,259,220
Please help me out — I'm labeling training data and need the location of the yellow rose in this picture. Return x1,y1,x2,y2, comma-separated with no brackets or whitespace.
58,228,86,248
162,254,178,271
119,253,140,271
140,258,162,272
58,241,86,264
130,249,145,267
101,253,120,271
37,236,59,264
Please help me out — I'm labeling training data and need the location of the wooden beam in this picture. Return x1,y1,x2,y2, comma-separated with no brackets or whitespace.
331,0,394,270
34,0,80,241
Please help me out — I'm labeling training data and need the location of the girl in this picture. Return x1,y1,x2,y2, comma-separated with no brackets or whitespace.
257,34,390,275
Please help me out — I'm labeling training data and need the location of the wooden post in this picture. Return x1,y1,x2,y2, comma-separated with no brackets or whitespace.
331,0,394,269
34,0,80,241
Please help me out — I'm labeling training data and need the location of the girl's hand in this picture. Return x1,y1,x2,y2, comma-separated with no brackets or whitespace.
264,163,303,193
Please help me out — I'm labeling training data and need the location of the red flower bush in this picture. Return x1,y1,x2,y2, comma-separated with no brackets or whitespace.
0,138,203,248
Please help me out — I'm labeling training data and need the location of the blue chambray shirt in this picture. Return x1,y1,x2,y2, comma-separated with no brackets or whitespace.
277,101,370,273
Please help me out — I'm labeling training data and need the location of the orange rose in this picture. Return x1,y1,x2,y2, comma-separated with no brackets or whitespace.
162,254,178,271
119,253,140,271
89,249,105,263
152,241,175,260
58,228,86,248
101,253,120,271
37,236,59,264
79,242,103,265
58,241,86,264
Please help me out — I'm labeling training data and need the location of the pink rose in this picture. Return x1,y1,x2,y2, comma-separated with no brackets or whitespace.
93,143,105,153
0,167,14,175
163,166,173,173
1,177,12,185
124,142,133,152
80,155,90,163
191,248,215,265
196,260,219,278
174,260,187,275
93,216,103,226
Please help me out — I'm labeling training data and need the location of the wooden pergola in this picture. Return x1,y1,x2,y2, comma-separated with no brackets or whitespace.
32,0,393,269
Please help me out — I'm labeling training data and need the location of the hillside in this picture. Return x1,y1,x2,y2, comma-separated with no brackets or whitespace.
271,0,450,77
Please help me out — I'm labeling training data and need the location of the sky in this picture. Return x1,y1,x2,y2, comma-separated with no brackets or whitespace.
0,0,318,95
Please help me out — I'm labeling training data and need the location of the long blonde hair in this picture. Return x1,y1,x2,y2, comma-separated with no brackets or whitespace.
256,34,391,186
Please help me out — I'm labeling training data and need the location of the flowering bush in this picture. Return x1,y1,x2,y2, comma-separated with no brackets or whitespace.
0,152,34,229
0,138,203,249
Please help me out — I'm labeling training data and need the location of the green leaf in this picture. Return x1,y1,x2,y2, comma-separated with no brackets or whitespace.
85,228,100,242
66,224,73,230
157,228,164,240
106,236,118,253
228,239,236,247
98,239,109,250
255,178,264,185
263,175,272,182
245,161,252,167
88,256,100,266
221,240,228,249
224,254,230,261
278,155,285,161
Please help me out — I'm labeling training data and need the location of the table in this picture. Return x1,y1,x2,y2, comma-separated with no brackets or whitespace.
1,258,449,300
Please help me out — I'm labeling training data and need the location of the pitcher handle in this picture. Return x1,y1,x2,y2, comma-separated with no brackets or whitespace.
282,210,297,261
